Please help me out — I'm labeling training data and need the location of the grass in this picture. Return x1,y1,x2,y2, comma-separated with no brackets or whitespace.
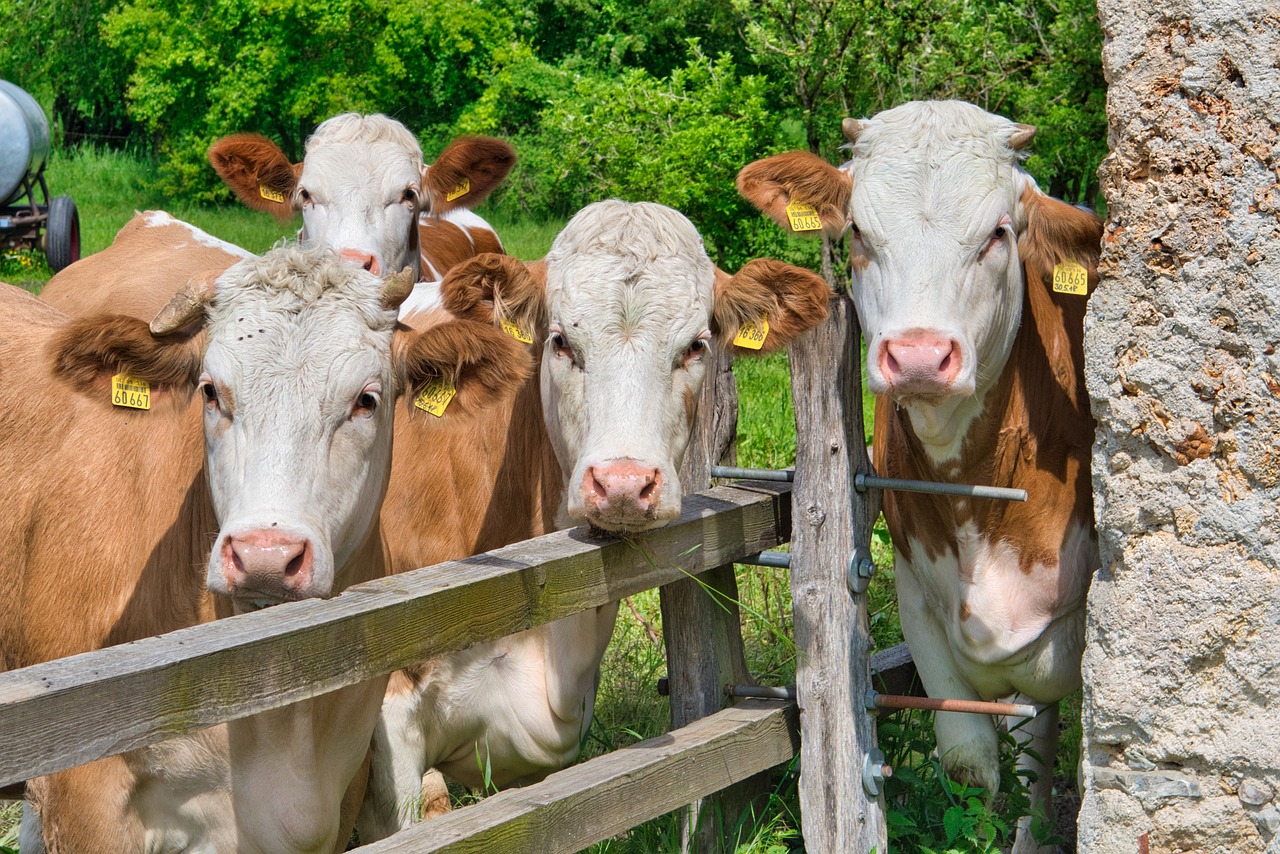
1,146,1081,852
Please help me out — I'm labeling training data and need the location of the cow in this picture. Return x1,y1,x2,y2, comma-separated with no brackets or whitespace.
355,199,833,839
2,243,529,852
736,99,1102,852
207,112,516,280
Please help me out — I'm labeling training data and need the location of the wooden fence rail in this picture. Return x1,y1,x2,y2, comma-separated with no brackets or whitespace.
0,481,791,788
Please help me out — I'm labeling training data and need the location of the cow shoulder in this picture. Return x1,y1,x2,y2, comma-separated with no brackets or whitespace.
425,136,517,214
712,259,831,356
438,253,547,338
208,134,301,219
737,151,852,238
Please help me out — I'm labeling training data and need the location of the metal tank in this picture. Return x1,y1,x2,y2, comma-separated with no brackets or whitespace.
0,80,50,205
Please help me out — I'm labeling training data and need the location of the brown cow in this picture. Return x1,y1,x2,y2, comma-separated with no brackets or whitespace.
737,99,1102,853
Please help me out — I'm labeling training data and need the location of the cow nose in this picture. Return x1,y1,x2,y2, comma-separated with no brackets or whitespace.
338,249,381,275
582,460,663,518
221,529,315,603
879,332,962,391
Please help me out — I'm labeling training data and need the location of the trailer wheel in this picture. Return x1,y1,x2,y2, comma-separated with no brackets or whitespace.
45,195,80,272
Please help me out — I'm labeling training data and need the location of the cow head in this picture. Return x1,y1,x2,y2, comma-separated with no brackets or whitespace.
441,201,830,533
52,244,527,614
738,100,1101,457
208,114,515,280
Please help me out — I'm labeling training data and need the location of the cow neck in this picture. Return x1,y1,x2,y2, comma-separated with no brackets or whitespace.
875,259,1094,566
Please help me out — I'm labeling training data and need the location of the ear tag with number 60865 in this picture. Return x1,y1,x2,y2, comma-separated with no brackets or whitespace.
733,316,770,350
112,374,151,410
785,200,823,232
1052,259,1089,296
414,376,456,417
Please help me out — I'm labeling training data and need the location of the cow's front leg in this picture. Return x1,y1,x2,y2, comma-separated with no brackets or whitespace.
358,685,430,841
894,557,1001,794
1007,700,1058,854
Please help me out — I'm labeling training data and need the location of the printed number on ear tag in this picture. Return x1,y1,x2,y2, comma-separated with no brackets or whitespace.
112,374,151,410
446,178,471,202
414,377,456,417
500,318,534,344
733,317,770,350
1052,259,1089,296
785,200,823,232
258,185,286,204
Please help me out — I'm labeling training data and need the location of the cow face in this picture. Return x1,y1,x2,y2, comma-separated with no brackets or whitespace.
739,100,1049,456
208,118,516,283
440,203,830,533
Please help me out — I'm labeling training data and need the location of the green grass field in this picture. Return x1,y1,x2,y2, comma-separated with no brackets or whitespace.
1,147,1078,853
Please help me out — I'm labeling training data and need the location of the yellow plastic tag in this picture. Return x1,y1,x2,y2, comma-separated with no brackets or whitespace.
111,374,151,410
446,178,470,202
414,377,456,417
1052,259,1089,296
785,200,822,232
258,185,286,204
500,318,534,344
733,317,770,350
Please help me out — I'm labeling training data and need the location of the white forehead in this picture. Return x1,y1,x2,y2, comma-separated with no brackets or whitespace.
544,201,715,332
847,101,1028,234
299,113,423,196
206,245,396,358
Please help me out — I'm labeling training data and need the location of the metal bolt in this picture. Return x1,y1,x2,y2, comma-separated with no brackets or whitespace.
862,747,892,796
846,547,875,595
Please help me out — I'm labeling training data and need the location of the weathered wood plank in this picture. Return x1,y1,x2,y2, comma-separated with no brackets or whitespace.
0,482,791,787
360,699,800,854
787,294,887,849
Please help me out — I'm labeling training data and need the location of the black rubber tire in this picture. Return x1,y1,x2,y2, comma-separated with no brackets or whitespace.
45,195,81,272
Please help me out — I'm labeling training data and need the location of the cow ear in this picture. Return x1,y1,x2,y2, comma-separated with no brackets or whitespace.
208,134,301,220
712,259,831,357
424,136,517,214
737,151,852,239
51,314,202,403
1017,187,1104,296
438,253,547,343
397,318,531,418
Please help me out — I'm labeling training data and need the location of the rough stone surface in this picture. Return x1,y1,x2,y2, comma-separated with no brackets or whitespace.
1082,0,1280,851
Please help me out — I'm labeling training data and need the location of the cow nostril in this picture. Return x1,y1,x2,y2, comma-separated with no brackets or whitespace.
230,547,245,577
589,470,608,500
938,351,952,373
285,551,306,577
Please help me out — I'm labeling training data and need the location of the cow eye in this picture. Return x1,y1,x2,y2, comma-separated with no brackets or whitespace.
983,223,1009,257
398,187,418,207
550,331,575,362
352,388,380,419
298,188,312,205
682,335,710,366
201,383,218,406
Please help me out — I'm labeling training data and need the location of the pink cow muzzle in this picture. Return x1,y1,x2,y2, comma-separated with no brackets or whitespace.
338,248,382,276
878,330,963,398
218,528,319,609
580,459,674,531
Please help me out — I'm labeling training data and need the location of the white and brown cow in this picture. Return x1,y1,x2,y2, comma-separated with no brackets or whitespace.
3,244,528,852
207,112,515,280
356,200,832,838
738,100,1102,851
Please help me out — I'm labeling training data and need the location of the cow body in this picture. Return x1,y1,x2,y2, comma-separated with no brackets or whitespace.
357,201,831,838
738,100,1103,852
208,113,515,281
6,243,527,852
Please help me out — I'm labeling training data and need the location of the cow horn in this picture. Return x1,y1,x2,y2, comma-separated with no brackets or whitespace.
380,267,416,311
1010,123,1037,150
150,270,220,335
842,118,867,143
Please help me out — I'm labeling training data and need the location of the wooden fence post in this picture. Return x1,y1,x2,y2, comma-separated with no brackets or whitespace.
660,347,759,854
787,294,887,851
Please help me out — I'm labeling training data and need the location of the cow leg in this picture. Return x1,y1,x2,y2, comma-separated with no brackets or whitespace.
419,769,452,820
1007,700,1059,854
894,559,1001,794
357,687,430,842
19,800,47,854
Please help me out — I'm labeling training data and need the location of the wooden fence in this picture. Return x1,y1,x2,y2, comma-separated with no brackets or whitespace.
0,293,893,852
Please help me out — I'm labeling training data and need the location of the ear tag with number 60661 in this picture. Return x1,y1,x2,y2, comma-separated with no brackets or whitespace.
112,374,151,410
785,200,823,232
1052,259,1089,296
733,316,770,350
414,376,456,417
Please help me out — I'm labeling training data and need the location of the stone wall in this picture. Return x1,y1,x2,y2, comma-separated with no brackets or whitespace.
1081,0,1280,851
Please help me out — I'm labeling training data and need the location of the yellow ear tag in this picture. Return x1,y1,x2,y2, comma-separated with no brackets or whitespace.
414,376,456,417
1052,259,1089,296
445,178,471,202
733,316,770,350
258,185,286,204
500,318,534,344
785,200,823,232
111,374,151,410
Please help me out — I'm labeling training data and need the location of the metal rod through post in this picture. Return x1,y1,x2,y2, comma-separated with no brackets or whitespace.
738,551,791,568
710,466,795,482
866,691,1039,718
854,473,1028,502
725,684,797,701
